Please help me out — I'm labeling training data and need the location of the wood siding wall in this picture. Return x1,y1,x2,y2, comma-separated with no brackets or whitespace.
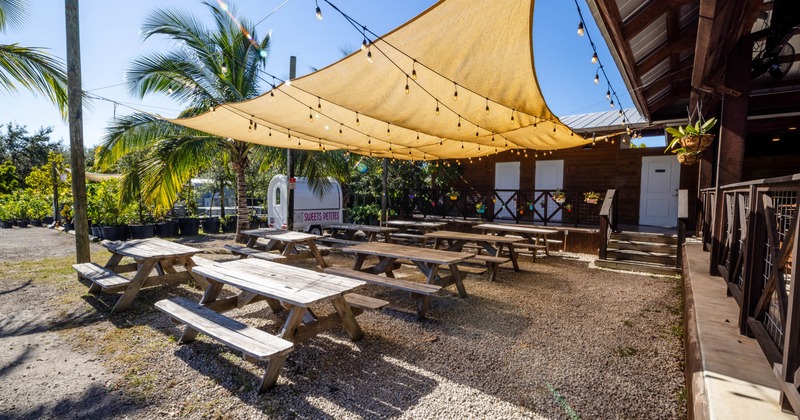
456,141,699,226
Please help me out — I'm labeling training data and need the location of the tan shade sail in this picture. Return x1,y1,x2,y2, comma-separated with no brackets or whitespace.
65,167,122,182
170,0,588,160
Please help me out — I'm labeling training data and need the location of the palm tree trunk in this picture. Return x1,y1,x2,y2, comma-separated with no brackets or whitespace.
233,160,249,243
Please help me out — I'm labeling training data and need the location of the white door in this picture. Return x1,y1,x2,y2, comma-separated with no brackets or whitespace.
495,162,520,219
534,160,564,221
639,156,681,227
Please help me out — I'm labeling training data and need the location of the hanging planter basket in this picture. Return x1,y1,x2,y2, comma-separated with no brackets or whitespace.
677,152,701,165
585,198,598,204
679,134,714,152
449,195,459,201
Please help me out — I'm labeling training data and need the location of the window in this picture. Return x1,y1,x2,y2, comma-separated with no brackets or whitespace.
275,188,281,205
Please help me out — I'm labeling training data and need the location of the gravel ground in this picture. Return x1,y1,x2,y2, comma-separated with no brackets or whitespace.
0,227,685,419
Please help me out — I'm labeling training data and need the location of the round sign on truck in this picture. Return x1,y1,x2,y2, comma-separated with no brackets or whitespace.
267,175,342,234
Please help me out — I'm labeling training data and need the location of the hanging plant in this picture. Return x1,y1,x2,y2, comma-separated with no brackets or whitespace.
665,117,717,165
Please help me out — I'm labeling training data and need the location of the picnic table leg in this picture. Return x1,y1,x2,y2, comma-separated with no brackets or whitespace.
112,258,158,312
257,352,289,393
88,253,124,293
184,257,210,289
446,264,468,298
412,293,430,320
245,235,258,248
279,306,308,342
330,296,364,341
382,232,393,244
373,256,397,278
507,244,520,272
352,254,367,271
306,240,328,269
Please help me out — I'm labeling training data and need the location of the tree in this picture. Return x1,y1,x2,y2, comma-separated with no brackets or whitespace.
96,1,273,242
0,0,69,116
0,122,65,186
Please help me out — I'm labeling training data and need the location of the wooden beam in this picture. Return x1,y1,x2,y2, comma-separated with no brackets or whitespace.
644,62,694,98
622,0,695,40
593,0,651,119
636,23,698,75
648,80,691,114
715,39,751,185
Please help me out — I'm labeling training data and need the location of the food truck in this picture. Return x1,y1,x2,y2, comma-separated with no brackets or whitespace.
267,175,343,234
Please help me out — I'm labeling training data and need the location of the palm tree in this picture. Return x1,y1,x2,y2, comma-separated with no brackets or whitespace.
0,0,68,116
96,1,272,242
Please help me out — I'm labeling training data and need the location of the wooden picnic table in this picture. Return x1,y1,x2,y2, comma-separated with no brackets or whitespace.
191,258,366,343
341,242,474,298
74,238,206,312
385,220,448,232
243,229,328,268
475,223,560,256
327,223,398,243
424,230,524,272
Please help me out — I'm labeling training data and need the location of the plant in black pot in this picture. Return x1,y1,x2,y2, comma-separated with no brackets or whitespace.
221,214,237,233
177,185,200,236
10,191,30,227
200,214,220,234
95,179,128,241
0,200,13,228
28,194,49,227
60,203,74,232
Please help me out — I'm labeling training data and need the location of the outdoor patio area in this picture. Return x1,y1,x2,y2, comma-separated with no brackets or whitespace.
0,227,684,418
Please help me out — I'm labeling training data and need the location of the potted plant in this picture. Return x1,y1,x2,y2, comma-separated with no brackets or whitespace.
10,193,30,227
527,201,535,210
60,204,74,231
564,204,573,213
584,191,601,204
28,195,50,227
201,215,220,234
0,200,13,228
665,117,717,165
447,189,460,201
475,202,486,214
552,189,566,203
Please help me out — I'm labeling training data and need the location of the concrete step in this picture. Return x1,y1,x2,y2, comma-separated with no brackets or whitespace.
594,258,681,275
607,249,676,265
611,231,678,245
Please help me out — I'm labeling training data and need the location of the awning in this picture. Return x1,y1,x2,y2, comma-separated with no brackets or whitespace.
65,167,123,182
170,0,589,160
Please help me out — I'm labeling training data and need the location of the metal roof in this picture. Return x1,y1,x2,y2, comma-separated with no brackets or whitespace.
560,108,648,133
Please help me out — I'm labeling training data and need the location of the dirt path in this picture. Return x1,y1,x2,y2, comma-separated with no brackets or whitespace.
0,228,147,418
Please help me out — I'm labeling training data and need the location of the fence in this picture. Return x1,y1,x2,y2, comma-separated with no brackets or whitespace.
705,173,799,413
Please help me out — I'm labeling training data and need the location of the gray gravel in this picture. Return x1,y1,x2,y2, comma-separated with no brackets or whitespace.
0,227,685,419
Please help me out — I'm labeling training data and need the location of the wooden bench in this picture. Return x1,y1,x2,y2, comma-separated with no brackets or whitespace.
343,293,389,313
223,244,287,262
469,254,510,282
294,244,332,255
73,262,131,294
155,297,294,393
317,237,363,247
390,233,428,246
324,267,441,320
511,242,548,262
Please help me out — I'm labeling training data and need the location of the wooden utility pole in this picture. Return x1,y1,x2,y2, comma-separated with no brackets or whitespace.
51,161,59,224
65,0,90,263
287,56,297,231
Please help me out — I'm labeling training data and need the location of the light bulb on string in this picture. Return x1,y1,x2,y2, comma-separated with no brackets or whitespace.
361,39,367,51
609,99,614,108
287,129,291,140
366,47,373,63
315,0,322,20
411,60,417,80
355,112,360,126
591,52,598,64
317,97,322,112
594,71,600,84
577,21,585,36
268,128,272,137
253,122,257,131
309,108,314,122
606,89,611,100
485,98,490,114
511,109,515,123
387,123,391,136
405,76,410,95
339,124,343,136
457,116,461,131
453,83,458,101
248,118,253,132
435,101,440,116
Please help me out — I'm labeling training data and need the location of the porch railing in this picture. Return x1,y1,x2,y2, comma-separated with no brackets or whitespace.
699,187,715,251
706,172,800,413
399,188,602,226
598,189,617,259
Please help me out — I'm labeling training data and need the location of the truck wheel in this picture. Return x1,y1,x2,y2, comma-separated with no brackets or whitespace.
309,225,323,236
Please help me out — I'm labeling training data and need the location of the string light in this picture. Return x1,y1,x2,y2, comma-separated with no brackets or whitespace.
361,38,367,51
591,52,598,64
269,127,272,137
453,83,458,101
510,109,515,123
315,0,323,20
609,99,614,108
485,98,490,114
317,97,322,112
405,75,410,95
605,89,611,100
339,123,343,136
594,70,600,84
577,21,585,36
435,101,440,116
355,111,360,126
411,60,417,80
387,123,391,136
457,115,462,130
309,108,314,122
366,46,373,63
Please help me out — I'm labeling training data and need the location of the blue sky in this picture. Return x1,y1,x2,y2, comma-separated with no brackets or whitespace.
1,0,632,147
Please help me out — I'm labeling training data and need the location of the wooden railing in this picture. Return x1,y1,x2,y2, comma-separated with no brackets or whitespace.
392,188,602,226
706,173,800,413
598,189,617,259
699,187,715,251
677,189,688,268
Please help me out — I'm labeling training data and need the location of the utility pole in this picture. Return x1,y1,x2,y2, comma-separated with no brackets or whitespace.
286,56,297,231
51,161,59,224
381,158,388,225
65,0,90,263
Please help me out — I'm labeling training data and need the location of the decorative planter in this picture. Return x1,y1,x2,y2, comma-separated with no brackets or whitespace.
585,199,598,204
0,220,13,229
528,204,534,210
677,152,700,165
155,221,178,237
408,193,416,199
17,220,29,228
449,195,458,201
680,134,714,152
201,218,220,234
102,225,128,241
476,208,485,214
222,219,237,233
177,218,200,236
63,222,74,231
553,197,565,204
129,224,155,239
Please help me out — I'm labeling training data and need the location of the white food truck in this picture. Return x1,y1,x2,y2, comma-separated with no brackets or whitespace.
267,175,343,235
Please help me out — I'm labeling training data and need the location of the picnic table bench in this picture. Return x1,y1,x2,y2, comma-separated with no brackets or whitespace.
327,223,398,243
475,223,561,260
73,238,206,312
424,230,523,273
324,267,442,320
223,244,288,262
242,229,329,268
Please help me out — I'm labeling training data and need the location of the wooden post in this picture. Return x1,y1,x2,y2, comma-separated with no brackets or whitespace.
715,38,750,186
739,185,760,336
286,56,296,231
381,158,388,225
780,209,800,412
65,0,90,263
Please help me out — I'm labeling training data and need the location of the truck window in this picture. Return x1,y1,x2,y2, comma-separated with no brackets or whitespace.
275,187,281,205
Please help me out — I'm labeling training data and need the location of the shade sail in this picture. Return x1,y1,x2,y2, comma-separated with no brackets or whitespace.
170,0,589,160
65,167,122,182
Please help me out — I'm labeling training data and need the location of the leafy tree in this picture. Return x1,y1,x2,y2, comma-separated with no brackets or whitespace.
0,160,18,193
0,123,65,185
96,1,274,242
0,0,68,116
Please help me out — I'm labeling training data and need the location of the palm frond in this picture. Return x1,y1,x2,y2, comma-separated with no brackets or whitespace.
0,43,68,117
0,0,27,32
